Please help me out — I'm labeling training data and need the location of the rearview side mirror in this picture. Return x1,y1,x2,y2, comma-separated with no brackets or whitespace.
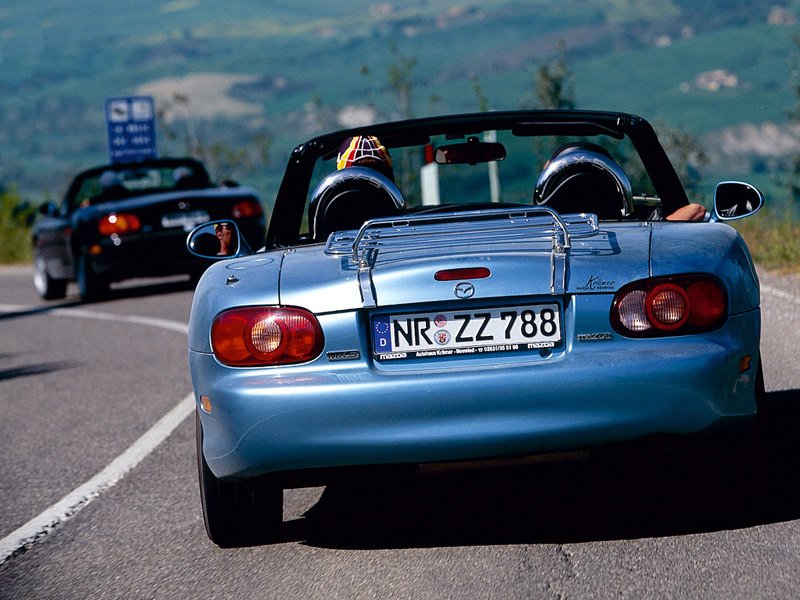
187,220,243,259
712,181,764,221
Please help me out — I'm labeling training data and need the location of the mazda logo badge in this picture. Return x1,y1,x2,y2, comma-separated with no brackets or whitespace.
454,282,475,298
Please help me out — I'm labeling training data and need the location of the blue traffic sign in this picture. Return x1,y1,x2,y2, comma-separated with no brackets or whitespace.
105,96,157,163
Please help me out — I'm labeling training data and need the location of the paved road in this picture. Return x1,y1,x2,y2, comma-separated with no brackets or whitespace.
0,265,798,599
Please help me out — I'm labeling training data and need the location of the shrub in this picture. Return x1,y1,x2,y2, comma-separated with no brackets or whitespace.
0,188,35,264
734,209,800,273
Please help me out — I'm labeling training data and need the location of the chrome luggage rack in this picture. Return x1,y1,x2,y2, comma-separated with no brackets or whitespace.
324,207,599,306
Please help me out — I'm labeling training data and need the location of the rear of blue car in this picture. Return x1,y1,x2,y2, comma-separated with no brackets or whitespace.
190,216,760,482
186,110,764,547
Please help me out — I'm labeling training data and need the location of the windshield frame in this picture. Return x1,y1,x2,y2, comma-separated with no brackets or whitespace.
266,110,689,248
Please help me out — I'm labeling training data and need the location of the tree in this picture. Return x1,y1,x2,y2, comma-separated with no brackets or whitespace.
386,42,418,121
522,39,575,111
360,42,423,199
521,40,577,169
0,186,36,263
785,30,800,201
470,75,490,113
155,93,272,183
655,122,707,203
523,40,707,204
359,41,419,122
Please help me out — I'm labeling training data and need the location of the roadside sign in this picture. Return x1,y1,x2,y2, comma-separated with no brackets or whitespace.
105,96,157,163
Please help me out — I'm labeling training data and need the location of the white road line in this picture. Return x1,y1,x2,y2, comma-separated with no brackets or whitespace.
0,304,194,564
0,304,189,334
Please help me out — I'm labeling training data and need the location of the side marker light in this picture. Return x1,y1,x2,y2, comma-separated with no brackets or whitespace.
739,355,752,373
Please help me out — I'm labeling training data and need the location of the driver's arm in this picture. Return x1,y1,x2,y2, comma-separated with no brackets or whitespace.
666,203,706,221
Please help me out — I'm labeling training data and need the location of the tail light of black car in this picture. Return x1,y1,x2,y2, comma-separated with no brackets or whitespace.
211,307,324,366
610,274,727,337
98,213,141,236
232,199,263,220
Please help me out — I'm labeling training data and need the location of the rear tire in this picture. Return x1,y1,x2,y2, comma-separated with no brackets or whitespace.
195,412,282,548
750,354,767,439
755,354,766,408
33,255,67,300
76,255,108,302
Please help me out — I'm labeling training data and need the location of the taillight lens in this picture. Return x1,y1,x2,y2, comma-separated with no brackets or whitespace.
611,275,727,337
232,199,263,219
211,307,324,366
98,213,141,236
645,283,690,330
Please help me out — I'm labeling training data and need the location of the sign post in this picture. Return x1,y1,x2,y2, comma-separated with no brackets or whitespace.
105,96,157,164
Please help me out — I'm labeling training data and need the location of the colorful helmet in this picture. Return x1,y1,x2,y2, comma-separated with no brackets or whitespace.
336,135,393,180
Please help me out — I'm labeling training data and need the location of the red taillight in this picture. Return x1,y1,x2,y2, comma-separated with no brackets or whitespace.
645,283,690,330
232,199,263,219
686,280,726,327
611,275,727,337
211,307,324,366
98,213,141,236
434,267,491,281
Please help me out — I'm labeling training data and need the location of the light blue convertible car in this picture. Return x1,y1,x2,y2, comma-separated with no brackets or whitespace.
187,110,764,547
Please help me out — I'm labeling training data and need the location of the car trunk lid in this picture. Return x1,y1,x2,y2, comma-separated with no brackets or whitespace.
278,210,652,313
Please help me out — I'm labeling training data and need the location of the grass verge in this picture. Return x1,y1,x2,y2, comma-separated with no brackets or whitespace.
0,189,35,265
734,209,800,274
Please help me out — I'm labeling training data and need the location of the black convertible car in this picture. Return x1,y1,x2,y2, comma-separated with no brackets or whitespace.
32,158,266,301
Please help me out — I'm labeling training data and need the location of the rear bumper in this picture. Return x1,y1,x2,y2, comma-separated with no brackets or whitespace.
82,219,265,282
83,230,204,281
192,310,760,482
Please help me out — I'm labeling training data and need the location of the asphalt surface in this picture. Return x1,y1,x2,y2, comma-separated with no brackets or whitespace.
0,264,799,599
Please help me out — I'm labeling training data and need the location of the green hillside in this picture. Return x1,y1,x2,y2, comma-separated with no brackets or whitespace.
1,0,799,208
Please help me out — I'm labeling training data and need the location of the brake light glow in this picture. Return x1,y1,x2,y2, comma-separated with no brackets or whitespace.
98,213,141,236
211,307,324,366
232,199,263,219
434,267,491,281
611,275,727,337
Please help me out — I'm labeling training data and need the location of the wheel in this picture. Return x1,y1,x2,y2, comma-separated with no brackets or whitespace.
755,354,766,408
195,412,282,548
75,255,108,302
33,254,67,300
750,354,767,436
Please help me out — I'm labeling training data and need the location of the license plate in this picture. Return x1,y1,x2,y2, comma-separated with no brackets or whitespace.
161,209,210,231
372,304,561,361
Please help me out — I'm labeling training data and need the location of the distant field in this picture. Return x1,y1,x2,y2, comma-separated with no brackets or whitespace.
0,0,798,208
2,0,799,269
574,23,796,132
